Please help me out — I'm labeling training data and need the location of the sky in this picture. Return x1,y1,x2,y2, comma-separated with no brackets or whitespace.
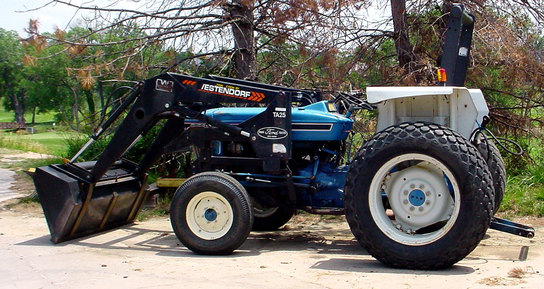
1,1,80,35
1,1,391,37
0,0,144,36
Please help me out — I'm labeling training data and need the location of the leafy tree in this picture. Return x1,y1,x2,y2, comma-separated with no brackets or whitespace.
0,28,25,123
18,21,169,131
20,28,72,124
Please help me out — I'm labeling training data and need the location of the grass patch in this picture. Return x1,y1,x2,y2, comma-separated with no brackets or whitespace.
0,105,73,156
16,195,40,205
0,106,57,123
0,130,78,156
0,134,47,154
498,135,544,217
0,107,17,122
136,193,173,221
501,175,544,217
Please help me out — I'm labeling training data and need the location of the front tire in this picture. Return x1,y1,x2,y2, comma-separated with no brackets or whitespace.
170,172,253,255
344,122,494,269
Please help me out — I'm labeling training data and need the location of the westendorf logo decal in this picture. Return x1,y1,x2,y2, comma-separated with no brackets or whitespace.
199,83,265,102
201,84,250,97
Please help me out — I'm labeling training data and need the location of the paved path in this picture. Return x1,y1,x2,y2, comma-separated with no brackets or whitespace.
0,212,543,289
0,151,54,203
0,168,18,203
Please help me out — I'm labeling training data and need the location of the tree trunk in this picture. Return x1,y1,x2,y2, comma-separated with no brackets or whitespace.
73,92,80,131
31,106,36,125
227,0,256,79
391,0,418,71
85,90,96,125
10,91,25,124
67,82,80,131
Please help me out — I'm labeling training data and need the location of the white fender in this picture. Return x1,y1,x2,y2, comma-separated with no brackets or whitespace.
366,86,489,140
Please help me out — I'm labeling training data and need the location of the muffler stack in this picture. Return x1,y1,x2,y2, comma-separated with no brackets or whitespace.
33,160,146,243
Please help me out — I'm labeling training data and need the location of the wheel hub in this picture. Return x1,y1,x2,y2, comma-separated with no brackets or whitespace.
383,161,455,232
204,208,218,221
408,189,425,206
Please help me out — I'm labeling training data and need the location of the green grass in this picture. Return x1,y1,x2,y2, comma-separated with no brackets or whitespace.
0,131,77,156
136,193,173,221
501,175,544,217
499,136,544,217
0,106,57,123
0,106,78,156
0,107,15,122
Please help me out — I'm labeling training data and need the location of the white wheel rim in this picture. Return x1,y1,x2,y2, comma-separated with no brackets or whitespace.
186,191,234,240
369,153,461,246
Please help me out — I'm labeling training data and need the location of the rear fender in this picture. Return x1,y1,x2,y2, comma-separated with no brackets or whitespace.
366,86,489,139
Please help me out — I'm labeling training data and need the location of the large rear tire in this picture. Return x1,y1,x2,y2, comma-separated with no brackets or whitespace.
474,136,506,213
344,122,494,269
170,172,253,255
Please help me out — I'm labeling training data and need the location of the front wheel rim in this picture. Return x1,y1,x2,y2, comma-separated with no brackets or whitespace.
186,191,234,240
369,153,461,246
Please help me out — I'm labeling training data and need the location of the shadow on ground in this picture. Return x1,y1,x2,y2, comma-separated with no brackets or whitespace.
16,221,475,276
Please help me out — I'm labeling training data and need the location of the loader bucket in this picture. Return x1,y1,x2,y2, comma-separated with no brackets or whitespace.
33,160,147,243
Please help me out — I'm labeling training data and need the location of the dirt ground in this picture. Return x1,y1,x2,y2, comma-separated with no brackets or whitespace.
0,151,543,289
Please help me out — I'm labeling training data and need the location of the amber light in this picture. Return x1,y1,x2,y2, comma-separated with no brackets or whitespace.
437,68,447,82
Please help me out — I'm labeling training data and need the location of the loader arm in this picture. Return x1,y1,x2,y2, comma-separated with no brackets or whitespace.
33,72,294,243
90,72,292,181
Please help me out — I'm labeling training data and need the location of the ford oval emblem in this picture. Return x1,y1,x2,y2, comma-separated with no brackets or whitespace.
257,127,288,140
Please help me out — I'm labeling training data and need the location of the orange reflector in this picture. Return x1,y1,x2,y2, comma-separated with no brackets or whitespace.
437,68,447,82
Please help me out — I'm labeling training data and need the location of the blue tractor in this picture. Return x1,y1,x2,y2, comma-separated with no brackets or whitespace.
32,4,533,269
